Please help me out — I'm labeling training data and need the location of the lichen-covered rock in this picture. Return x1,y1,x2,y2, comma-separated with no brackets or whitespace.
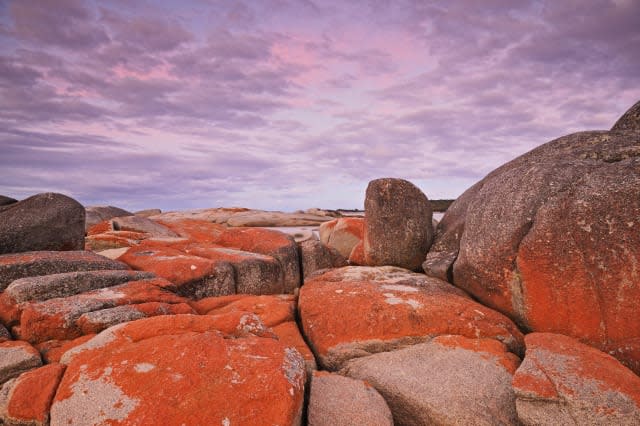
513,333,640,425
425,101,640,373
319,217,364,258
364,178,433,271
342,336,520,425
0,251,129,291
299,239,347,279
51,315,306,425
298,267,523,370
0,363,65,426
110,215,179,238
85,206,133,231
0,193,85,255
308,371,393,426
0,341,42,386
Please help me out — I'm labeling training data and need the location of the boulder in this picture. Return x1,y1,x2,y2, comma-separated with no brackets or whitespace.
0,363,65,426
319,217,364,258
0,251,129,291
85,206,133,231
0,193,85,255
134,208,161,217
226,210,333,227
364,178,433,271
348,240,365,265
150,207,252,224
299,240,347,279
51,315,306,425
308,371,393,426
36,335,96,364
342,335,520,425
298,267,523,370
513,333,640,425
424,101,640,373
0,341,42,386
0,196,17,207
110,215,179,238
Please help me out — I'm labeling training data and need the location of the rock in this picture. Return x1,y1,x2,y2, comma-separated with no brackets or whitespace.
513,333,640,425
0,196,17,207
18,278,193,343
0,341,42,386
299,239,347,279
134,208,161,217
0,363,65,426
348,240,365,265
364,178,433,271
226,210,333,227
0,251,129,291
425,102,640,373
85,206,133,231
111,215,179,238
319,217,364,258
150,207,252,224
84,230,149,251
95,247,131,260
51,315,306,425
308,371,393,426
0,325,9,342
36,335,96,364
342,336,520,426
298,267,523,370
0,193,85,255
612,100,640,132
117,245,236,299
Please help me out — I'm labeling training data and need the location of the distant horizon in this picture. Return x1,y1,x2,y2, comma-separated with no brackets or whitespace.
1,0,639,212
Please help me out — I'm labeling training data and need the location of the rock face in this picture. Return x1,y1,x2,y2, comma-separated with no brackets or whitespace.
51,315,306,425
298,266,523,370
0,341,42,385
319,218,364,258
85,206,133,231
308,371,393,426
513,333,640,425
425,101,640,373
364,178,433,271
299,240,347,279
341,336,520,425
0,196,17,207
0,193,85,255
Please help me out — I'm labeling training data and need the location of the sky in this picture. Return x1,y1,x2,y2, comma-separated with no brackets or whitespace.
1,0,639,212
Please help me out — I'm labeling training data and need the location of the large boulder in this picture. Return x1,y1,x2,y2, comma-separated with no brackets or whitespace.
51,315,306,425
85,206,133,231
0,193,85,255
341,335,521,425
513,333,640,425
424,101,640,373
364,178,433,271
298,266,523,370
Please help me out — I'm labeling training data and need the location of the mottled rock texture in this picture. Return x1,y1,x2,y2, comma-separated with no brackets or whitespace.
84,206,133,231
0,193,85,255
364,178,433,271
513,333,640,425
342,336,520,425
319,217,364,258
299,239,347,279
425,101,640,373
0,341,42,386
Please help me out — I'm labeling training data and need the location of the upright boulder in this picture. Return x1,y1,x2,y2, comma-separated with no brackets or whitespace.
425,101,640,373
364,178,433,271
0,193,85,255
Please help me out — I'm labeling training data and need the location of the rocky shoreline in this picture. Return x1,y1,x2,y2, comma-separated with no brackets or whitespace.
0,101,639,425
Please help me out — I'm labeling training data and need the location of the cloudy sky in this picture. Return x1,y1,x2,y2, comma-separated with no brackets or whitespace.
1,0,638,211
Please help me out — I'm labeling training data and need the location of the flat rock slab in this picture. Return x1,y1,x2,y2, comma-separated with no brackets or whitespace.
298,268,524,370
308,371,393,426
513,332,640,425
341,335,520,426
0,251,129,291
0,341,42,386
51,315,306,425
0,363,65,426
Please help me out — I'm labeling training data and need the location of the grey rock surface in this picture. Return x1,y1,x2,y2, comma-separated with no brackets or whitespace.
85,206,133,230
299,240,347,280
0,341,42,386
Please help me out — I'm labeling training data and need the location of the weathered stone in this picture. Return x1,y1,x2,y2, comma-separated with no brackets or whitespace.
85,206,133,231
513,333,640,425
51,315,306,425
0,363,65,426
612,100,640,133
35,335,96,364
0,196,17,207
226,210,333,227
299,239,347,279
0,325,9,342
134,209,161,217
319,218,364,258
0,341,42,386
0,251,129,291
308,371,393,426
111,215,179,238
0,193,85,255
364,178,433,271
298,268,523,370
348,240,365,265
342,336,520,425
426,102,640,373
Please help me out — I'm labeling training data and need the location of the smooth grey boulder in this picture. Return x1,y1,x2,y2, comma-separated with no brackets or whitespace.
364,178,433,271
0,193,85,255
85,205,133,230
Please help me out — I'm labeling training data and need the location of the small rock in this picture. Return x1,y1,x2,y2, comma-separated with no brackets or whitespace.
299,240,347,280
308,371,393,426
0,341,42,386
0,193,85,255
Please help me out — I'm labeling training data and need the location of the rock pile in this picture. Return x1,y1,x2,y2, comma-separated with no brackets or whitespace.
0,100,638,425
